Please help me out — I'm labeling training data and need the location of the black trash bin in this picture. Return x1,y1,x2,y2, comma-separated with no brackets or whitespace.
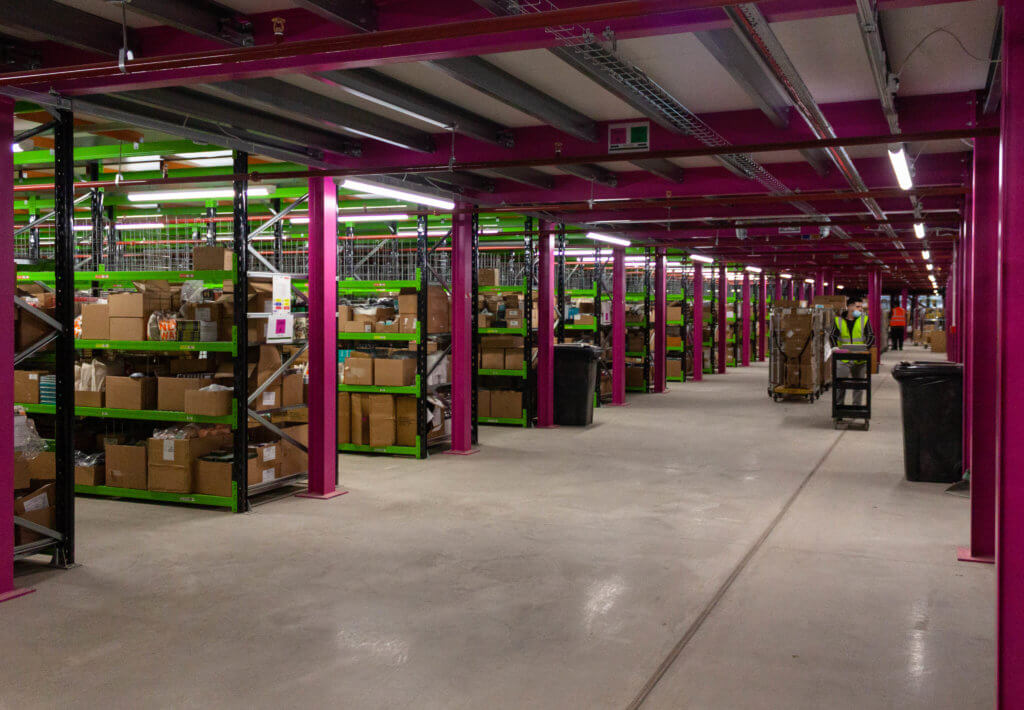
891,362,963,483
554,343,600,426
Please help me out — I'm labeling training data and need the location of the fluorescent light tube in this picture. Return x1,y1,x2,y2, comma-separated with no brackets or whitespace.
115,222,165,230
745,266,762,273
837,285,845,290
174,150,233,159
689,254,714,264
182,157,236,168
888,146,914,190
342,213,409,223
341,179,455,210
926,263,934,271
804,278,815,283
914,222,925,239
779,273,793,279
585,232,631,247
922,250,930,260
127,187,271,202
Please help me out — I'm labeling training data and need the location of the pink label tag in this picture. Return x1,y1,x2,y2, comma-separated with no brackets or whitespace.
275,320,287,334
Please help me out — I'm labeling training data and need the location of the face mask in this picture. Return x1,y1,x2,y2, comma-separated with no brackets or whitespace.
851,310,863,318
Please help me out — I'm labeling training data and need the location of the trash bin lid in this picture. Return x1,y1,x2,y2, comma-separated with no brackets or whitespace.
554,342,601,359
891,361,963,380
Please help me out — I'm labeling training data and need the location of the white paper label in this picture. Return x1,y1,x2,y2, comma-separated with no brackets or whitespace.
262,391,276,406
28,373,38,381
23,492,48,512
263,445,276,461
162,439,175,461
196,307,211,321
272,274,291,313
261,468,275,482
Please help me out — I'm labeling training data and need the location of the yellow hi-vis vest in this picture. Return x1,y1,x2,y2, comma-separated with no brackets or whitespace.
835,315,868,345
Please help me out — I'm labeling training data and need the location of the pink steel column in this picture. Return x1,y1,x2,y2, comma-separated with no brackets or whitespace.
1,97,29,602
611,247,627,405
653,248,667,393
814,269,825,298
868,271,881,351
773,275,782,303
300,176,343,500
741,272,751,366
962,199,974,522
961,132,998,564
788,278,795,300
449,204,476,450
692,263,703,382
717,264,727,374
757,274,767,361
536,220,555,427
948,246,958,362
827,270,836,296
901,288,909,310
999,7,1024,697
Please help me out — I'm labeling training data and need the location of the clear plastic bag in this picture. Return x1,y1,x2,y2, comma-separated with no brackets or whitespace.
180,280,205,305
14,411,47,459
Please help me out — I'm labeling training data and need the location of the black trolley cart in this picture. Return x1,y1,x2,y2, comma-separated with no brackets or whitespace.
831,349,872,429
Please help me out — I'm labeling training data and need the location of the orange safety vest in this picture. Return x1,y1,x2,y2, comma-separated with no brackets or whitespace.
890,307,907,327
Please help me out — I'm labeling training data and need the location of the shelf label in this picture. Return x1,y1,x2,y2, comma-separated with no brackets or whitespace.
609,121,650,153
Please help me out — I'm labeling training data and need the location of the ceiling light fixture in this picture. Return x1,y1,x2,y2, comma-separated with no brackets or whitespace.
689,254,715,264
585,232,632,247
922,250,930,260
927,263,934,271
127,187,271,202
779,273,793,279
744,266,762,273
914,222,926,239
340,179,455,210
888,145,914,190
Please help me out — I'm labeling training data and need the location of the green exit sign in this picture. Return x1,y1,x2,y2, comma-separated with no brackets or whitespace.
608,122,650,152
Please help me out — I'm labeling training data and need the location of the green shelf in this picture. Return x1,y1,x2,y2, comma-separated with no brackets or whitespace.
626,386,648,392
339,377,420,394
625,322,647,327
625,350,647,357
477,367,526,377
567,288,596,297
667,320,684,326
76,339,236,353
338,274,420,292
17,402,237,425
75,483,237,511
479,285,525,293
337,332,419,342
667,345,685,352
667,376,686,382
564,323,598,330
17,269,235,284
339,442,422,457
478,327,525,335
478,413,527,426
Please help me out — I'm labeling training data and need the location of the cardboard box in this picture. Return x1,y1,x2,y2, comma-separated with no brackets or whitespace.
478,313,495,328
75,390,104,407
350,393,371,445
14,370,46,404
337,304,353,324
930,331,948,354
147,434,230,493
397,292,418,314
184,388,233,416
667,335,683,347
14,453,32,490
343,320,373,333
338,391,351,445
16,305,56,352
478,389,491,418
506,318,523,329
180,302,222,323
481,349,505,370
106,376,157,410
504,349,524,371
490,390,522,420
368,394,396,448
75,464,105,486
398,314,417,333
481,335,524,349
478,268,500,286
254,384,282,412
505,308,522,319
400,286,449,333
667,359,682,378
108,291,161,319
105,442,148,489
194,456,234,497
27,451,55,481
193,246,233,271
279,425,308,476
14,483,55,545
170,358,215,375
374,357,415,387
343,355,374,385
158,376,213,411
282,373,304,407
575,314,595,326
666,305,683,322
396,395,417,447
80,303,110,340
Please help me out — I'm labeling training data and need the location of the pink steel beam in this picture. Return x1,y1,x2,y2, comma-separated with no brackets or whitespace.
868,270,881,354
692,263,703,382
717,265,727,374
301,176,343,500
998,6,1024,691
0,96,30,603
536,220,555,427
612,247,626,405
962,197,974,524
449,205,474,451
773,274,782,303
653,248,666,393
741,272,751,367
965,133,997,562
758,274,767,361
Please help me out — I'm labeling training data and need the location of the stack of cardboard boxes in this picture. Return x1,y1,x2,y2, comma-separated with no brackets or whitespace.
769,307,826,393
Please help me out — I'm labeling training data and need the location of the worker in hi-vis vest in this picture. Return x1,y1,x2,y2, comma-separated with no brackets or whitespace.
830,301,874,406
888,302,907,351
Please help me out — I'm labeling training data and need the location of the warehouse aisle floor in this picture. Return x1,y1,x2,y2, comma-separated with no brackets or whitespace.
3,346,992,709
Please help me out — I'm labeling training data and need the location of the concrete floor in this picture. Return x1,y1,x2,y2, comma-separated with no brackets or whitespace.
3,346,993,709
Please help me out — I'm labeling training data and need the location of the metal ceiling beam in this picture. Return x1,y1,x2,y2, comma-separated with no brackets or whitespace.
198,79,436,153
291,0,378,32
117,87,362,157
558,164,618,187
486,167,555,190
60,93,331,168
121,0,253,47
982,6,1004,115
316,68,513,147
413,172,497,193
853,0,900,134
431,57,598,142
0,1,129,56
0,33,40,71
630,159,685,183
